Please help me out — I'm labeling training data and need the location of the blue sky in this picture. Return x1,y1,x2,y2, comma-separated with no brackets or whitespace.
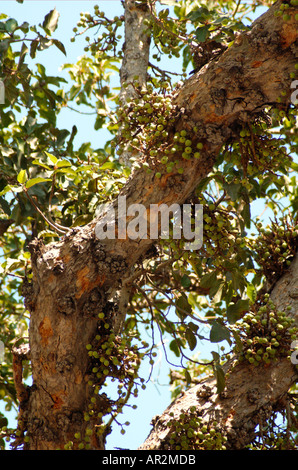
0,0,284,450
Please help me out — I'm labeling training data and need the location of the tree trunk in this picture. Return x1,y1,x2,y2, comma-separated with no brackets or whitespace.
15,1,298,450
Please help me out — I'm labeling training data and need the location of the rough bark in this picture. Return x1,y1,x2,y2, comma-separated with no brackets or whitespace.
17,1,298,450
139,251,298,450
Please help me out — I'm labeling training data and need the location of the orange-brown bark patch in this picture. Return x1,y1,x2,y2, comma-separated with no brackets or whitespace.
38,316,53,346
251,61,263,68
52,390,67,410
280,22,298,49
76,266,106,299
74,369,83,384
62,253,71,264
160,173,173,188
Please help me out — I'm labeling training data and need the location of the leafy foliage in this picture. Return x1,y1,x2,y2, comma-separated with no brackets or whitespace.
0,0,297,450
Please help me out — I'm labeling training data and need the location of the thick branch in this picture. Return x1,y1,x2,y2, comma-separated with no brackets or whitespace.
92,0,298,268
22,0,298,450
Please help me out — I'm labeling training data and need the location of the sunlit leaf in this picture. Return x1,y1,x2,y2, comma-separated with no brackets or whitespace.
246,283,257,303
44,151,58,165
25,177,51,189
42,8,60,34
17,170,27,184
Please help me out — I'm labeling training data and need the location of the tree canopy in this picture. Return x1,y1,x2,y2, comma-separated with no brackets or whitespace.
0,0,298,451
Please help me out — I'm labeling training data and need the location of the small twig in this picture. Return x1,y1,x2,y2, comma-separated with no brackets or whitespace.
6,272,24,279
23,186,68,234
232,0,242,19
148,61,182,78
66,104,97,115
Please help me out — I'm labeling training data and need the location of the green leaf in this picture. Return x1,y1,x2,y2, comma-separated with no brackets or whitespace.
37,229,59,239
55,167,77,177
223,182,241,201
181,274,191,288
210,321,230,343
3,257,23,273
5,18,18,33
0,197,11,215
30,39,38,59
209,279,223,298
19,21,29,33
37,37,54,52
169,339,180,357
211,351,225,393
42,8,60,34
199,271,217,290
99,162,118,170
213,15,229,25
56,160,71,168
0,416,8,428
0,39,10,53
25,177,51,189
185,327,197,351
0,185,23,196
18,42,28,67
175,293,192,319
214,363,225,394
52,39,66,56
231,329,243,353
72,214,93,227
187,293,198,309
32,159,51,170
184,369,191,385
195,25,209,42
226,298,250,323
227,270,246,295
211,351,220,362
246,283,257,303
187,6,210,22
17,169,27,184
44,151,58,165
241,202,251,229
187,321,199,333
